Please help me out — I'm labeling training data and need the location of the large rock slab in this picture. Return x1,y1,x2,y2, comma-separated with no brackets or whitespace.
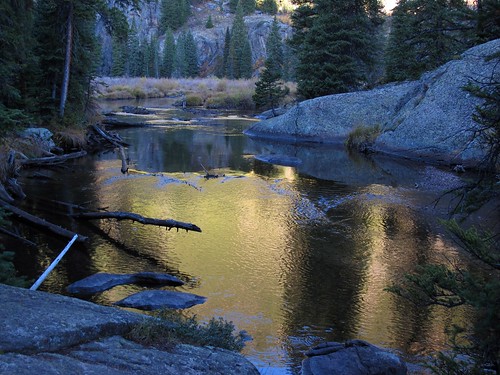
0,336,260,375
114,290,207,310
246,39,500,166
0,284,143,353
67,272,184,295
302,340,407,375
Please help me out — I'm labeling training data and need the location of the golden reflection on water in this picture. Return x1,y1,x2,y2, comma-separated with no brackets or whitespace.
72,157,470,372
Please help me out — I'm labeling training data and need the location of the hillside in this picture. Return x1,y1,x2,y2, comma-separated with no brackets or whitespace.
97,1,293,76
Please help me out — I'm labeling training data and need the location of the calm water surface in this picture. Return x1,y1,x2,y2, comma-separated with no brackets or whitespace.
13,100,474,374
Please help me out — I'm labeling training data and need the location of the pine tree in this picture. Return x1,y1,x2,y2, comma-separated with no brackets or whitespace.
127,22,143,77
0,0,37,129
184,31,199,77
229,3,253,78
229,0,239,12
293,0,383,99
260,0,278,14
266,17,283,76
220,27,232,77
161,28,176,78
240,0,256,15
160,0,191,32
174,33,186,77
206,15,214,28
385,0,476,82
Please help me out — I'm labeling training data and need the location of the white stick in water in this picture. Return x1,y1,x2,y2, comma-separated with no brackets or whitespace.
30,234,78,291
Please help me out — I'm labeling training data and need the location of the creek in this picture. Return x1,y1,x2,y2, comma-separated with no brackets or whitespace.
12,99,475,374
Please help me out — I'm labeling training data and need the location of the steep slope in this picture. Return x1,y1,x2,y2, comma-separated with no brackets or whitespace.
97,1,292,76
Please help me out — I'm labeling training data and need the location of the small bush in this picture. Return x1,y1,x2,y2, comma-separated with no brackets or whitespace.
345,124,380,153
185,94,204,107
127,309,245,352
129,86,147,99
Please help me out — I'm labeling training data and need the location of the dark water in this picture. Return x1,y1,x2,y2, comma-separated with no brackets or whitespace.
11,101,475,374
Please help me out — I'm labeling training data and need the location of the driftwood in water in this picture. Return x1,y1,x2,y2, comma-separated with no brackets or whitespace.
0,226,37,247
0,200,88,242
71,211,202,233
21,150,87,167
89,124,129,148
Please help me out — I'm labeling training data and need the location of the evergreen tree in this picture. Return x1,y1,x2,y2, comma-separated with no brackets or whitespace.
174,33,186,77
206,15,214,28
109,7,129,77
160,0,191,32
266,17,283,76
241,0,256,15
292,0,383,99
229,3,253,78
477,0,500,42
221,27,232,77
229,0,239,12
184,31,199,77
0,0,37,129
127,22,143,76
260,0,278,14
385,0,475,82
161,28,176,78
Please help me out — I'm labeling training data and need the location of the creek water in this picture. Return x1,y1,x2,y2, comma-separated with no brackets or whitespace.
12,99,475,374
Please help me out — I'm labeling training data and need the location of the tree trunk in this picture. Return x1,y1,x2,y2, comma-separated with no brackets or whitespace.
59,3,73,118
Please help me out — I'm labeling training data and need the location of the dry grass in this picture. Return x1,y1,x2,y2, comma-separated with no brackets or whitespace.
96,77,297,110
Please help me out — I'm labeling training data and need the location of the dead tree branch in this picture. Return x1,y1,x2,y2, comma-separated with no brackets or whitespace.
71,211,202,233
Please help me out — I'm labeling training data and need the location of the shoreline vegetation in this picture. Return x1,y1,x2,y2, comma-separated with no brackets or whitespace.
95,76,297,110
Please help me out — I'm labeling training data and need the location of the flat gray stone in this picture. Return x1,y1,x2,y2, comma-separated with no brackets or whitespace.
0,335,259,375
302,340,407,375
67,272,184,295
0,284,143,353
114,290,207,310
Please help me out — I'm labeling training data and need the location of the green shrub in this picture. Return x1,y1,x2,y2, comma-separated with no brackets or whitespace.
127,309,246,352
185,94,204,107
345,124,380,152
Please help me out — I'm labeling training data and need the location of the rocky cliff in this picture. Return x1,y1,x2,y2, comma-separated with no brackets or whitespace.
98,1,292,76
245,39,500,166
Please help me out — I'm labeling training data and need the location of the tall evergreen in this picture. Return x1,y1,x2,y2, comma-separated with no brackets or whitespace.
266,17,283,76
385,0,475,82
160,0,191,32
127,22,143,77
174,33,186,77
0,0,37,129
109,7,129,77
292,0,384,99
220,27,232,77
184,31,199,78
240,0,256,15
229,3,253,79
260,0,278,14
161,28,176,78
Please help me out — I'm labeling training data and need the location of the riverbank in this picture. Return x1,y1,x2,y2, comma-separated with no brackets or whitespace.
96,76,297,110
0,284,259,374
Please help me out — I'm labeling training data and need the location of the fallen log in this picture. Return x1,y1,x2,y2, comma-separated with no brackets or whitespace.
0,200,88,242
90,124,130,147
0,226,37,247
71,211,202,233
21,150,87,167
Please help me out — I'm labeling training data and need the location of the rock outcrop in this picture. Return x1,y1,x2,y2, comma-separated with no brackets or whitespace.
302,340,408,375
67,272,184,295
114,289,207,310
0,284,258,374
246,39,500,166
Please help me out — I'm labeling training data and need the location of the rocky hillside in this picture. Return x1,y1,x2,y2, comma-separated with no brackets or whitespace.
97,1,292,76
246,39,500,167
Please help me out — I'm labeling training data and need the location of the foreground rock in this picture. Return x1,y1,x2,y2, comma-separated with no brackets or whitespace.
302,340,407,375
0,284,258,374
67,272,184,295
0,336,259,375
246,39,500,166
115,290,207,310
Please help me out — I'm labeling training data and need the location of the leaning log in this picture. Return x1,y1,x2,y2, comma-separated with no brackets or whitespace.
71,211,202,233
0,200,88,242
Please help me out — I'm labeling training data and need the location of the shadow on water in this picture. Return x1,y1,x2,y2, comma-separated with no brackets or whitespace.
6,102,477,374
